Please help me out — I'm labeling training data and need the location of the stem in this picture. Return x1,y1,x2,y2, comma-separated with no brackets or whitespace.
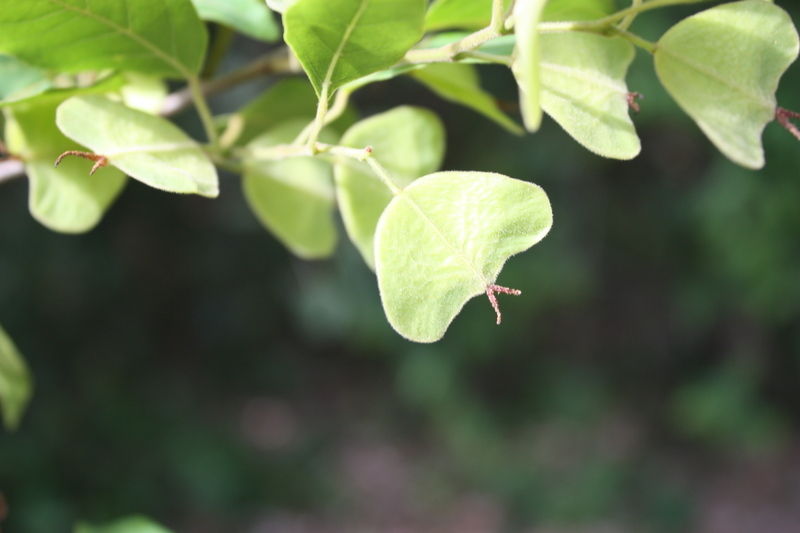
457,51,513,67
618,0,643,31
294,86,353,145
306,85,330,152
608,26,656,53
405,26,501,63
363,149,402,195
188,75,219,145
538,0,712,33
202,26,234,79
491,0,505,32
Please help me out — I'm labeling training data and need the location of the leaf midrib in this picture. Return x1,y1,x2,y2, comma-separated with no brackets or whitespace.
320,0,370,93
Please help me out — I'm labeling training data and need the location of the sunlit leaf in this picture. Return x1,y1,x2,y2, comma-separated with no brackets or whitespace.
56,95,218,197
542,0,612,21
335,106,446,269
375,171,552,342
244,121,337,259
266,0,299,13
4,92,127,233
120,73,168,115
191,0,280,42
425,0,494,31
0,0,207,78
512,0,549,132
284,0,426,97
0,324,33,431
75,516,174,533
540,33,640,159
654,0,799,169
0,55,53,105
409,63,524,134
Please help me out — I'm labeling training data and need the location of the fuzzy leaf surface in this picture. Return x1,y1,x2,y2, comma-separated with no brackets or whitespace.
284,0,426,97
540,33,639,159
335,106,446,269
375,171,552,342
0,0,207,78
244,122,337,259
0,324,33,431
191,0,279,41
654,0,799,169
410,63,523,134
5,94,127,233
512,0,549,131
56,96,218,197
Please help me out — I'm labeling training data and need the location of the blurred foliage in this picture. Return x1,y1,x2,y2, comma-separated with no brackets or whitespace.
4,4,800,532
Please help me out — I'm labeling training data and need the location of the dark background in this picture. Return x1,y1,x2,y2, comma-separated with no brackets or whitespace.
3,4,800,532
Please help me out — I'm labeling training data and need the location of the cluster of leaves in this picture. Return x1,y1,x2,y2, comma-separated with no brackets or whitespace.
0,0,799,429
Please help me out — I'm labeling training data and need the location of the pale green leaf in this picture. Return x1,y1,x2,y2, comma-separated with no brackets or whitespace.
56,96,218,197
0,55,53,105
0,324,33,431
120,73,168,115
0,0,207,78
266,0,299,13
375,171,552,342
284,0,426,97
244,121,337,259
540,32,640,159
425,0,493,31
512,0,549,132
191,0,280,41
75,516,174,533
4,93,127,233
654,0,799,169
542,0,613,21
409,63,524,134
335,106,446,269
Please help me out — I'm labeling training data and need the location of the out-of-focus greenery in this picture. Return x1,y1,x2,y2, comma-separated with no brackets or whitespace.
4,4,800,532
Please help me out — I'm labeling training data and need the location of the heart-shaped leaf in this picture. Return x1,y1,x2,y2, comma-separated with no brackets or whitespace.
654,0,799,169
284,0,426,98
409,63,524,134
4,91,127,233
375,171,552,342
335,106,446,269
540,32,640,159
56,95,218,197
0,0,207,78
191,0,279,42
0,324,33,431
512,0,549,132
243,121,338,259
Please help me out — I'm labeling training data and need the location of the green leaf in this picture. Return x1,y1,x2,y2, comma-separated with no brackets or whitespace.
375,171,552,342
335,106,446,269
235,79,319,146
191,0,280,42
654,0,799,169
244,121,338,259
542,0,613,21
540,33,640,159
425,0,493,31
120,73,168,115
0,0,207,78
56,95,218,197
0,55,53,105
284,0,426,98
0,324,33,431
75,516,174,533
266,0,299,13
5,93,127,233
512,0,549,132
409,63,524,134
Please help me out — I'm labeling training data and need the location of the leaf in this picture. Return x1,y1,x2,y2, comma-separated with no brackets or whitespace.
244,121,338,259
56,95,218,197
374,171,552,342
4,92,127,233
283,0,426,98
425,0,493,31
409,63,524,134
654,0,799,169
0,55,53,105
0,0,207,78
266,0,299,13
120,73,168,115
191,0,280,42
235,79,319,146
539,33,640,159
512,0,549,132
542,0,613,21
335,106,446,269
75,516,174,533
0,324,33,431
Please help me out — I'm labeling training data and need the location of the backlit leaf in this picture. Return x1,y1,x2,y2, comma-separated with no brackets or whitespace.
244,121,337,259
0,324,33,431
654,0,799,169
0,0,207,78
512,0,549,132
0,55,53,105
335,106,446,268
75,516,174,533
540,33,640,159
56,95,218,197
425,0,493,31
191,0,280,42
284,0,426,97
409,63,524,134
375,171,552,342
